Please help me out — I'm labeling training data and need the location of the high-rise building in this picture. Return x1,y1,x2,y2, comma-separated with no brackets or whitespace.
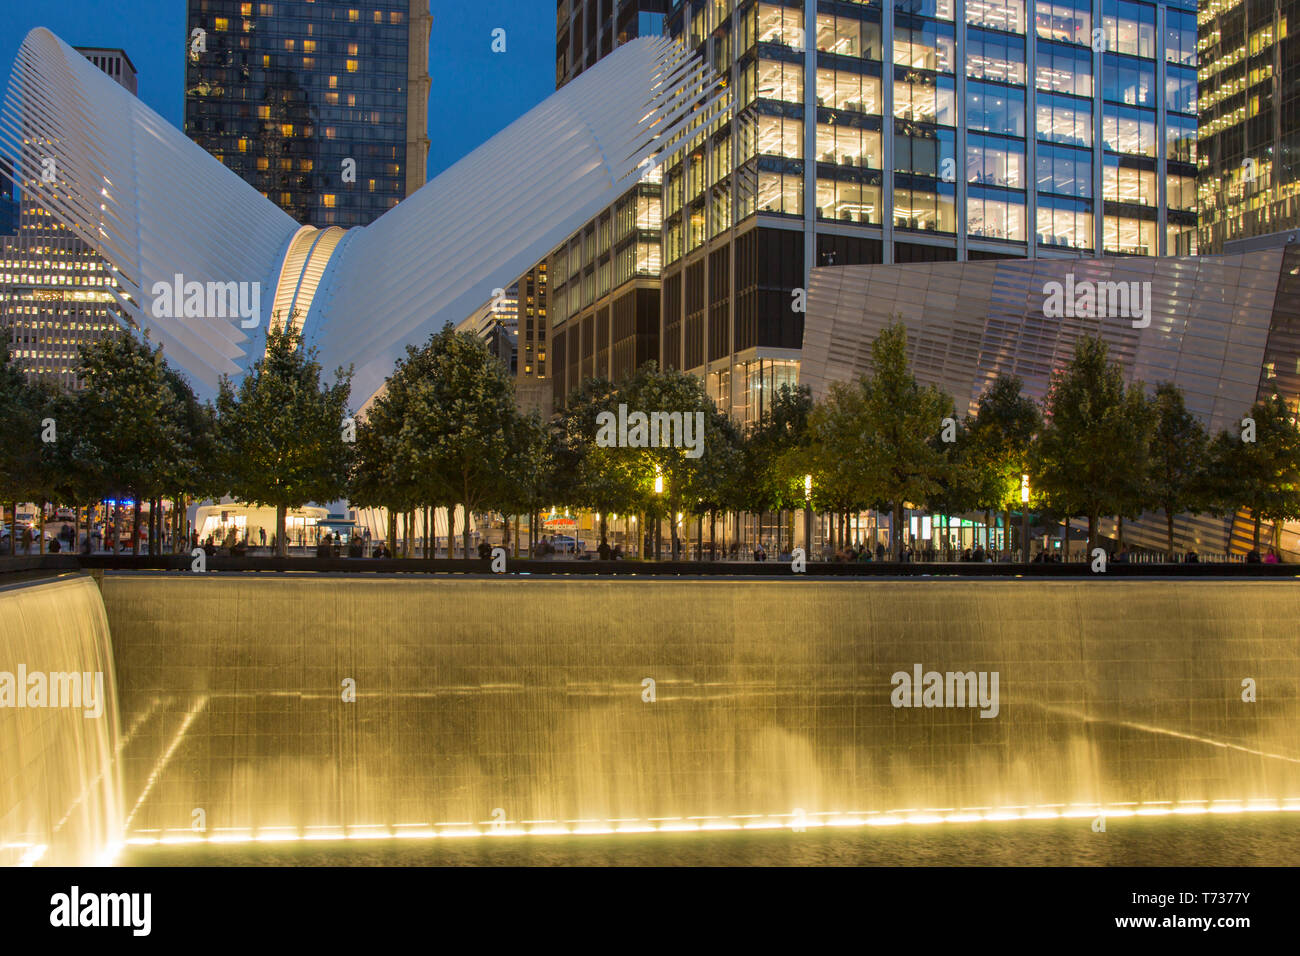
652,0,1197,424
557,0,669,84
1196,0,1300,253
514,263,549,415
0,48,136,386
548,2,670,410
184,0,431,228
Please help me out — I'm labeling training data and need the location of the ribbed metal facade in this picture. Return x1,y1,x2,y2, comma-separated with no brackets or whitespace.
802,244,1300,557
2,29,726,405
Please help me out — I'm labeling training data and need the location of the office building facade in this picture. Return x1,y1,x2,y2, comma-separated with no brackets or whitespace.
548,2,670,409
0,48,136,387
184,0,431,228
658,0,1198,424
1196,0,1300,252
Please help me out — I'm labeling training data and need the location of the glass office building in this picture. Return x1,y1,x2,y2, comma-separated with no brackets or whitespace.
184,0,431,228
658,0,1197,423
549,2,670,410
1197,0,1300,253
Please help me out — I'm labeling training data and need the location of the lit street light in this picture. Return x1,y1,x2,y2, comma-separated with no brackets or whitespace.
1021,473,1030,562
804,474,813,557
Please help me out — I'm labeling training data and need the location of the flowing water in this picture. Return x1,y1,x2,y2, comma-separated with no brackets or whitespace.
4,573,1299,865
0,574,121,866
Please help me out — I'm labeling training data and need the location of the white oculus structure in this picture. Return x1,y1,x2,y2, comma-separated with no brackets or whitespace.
1,28,727,405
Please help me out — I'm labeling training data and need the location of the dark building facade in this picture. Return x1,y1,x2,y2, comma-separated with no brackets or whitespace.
556,0,670,85
549,1,670,409
1197,0,1300,252
0,158,17,238
184,0,430,228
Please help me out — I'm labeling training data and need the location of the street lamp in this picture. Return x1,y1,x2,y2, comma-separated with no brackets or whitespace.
804,474,813,557
653,466,663,560
1020,473,1030,562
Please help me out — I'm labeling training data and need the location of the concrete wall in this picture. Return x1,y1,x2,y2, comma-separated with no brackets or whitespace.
99,575,1300,837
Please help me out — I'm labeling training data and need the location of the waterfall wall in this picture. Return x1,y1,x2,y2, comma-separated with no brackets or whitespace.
0,574,121,865
99,576,1300,838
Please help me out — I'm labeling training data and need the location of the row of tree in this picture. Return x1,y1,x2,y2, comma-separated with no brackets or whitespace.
2,320,1298,560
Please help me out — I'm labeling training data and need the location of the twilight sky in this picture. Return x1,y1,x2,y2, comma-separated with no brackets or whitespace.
0,0,556,178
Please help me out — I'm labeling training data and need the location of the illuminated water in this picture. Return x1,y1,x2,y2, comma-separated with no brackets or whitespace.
123,813,1300,867
0,574,122,866
4,573,1299,865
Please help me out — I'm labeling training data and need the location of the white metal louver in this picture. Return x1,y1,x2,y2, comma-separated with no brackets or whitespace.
2,29,728,403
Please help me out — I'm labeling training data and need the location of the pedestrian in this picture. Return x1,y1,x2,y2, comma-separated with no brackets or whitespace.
259,526,266,547
1264,547,1279,564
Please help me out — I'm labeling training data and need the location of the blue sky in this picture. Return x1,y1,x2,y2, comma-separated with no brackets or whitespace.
0,0,556,178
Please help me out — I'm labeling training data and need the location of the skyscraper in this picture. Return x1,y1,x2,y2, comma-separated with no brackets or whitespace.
655,0,1197,424
1197,0,1300,253
548,2,670,411
184,0,431,228
0,48,136,386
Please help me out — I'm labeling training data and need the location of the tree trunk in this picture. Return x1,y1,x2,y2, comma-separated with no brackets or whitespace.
1087,511,1098,553
462,497,471,559
892,501,903,560
600,511,607,547
1062,517,1069,562
276,504,287,557
7,502,14,555
113,501,121,555
388,508,397,558
1117,514,1125,550
38,499,46,554
131,500,140,555
1252,512,1262,551
696,512,703,560
73,504,81,557
1166,510,1174,559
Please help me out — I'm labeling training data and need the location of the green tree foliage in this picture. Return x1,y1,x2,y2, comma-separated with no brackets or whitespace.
1206,394,1300,551
0,345,51,553
216,322,353,556
553,377,644,544
856,324,954,558
1148,382,1209,556
745,383,813,520
1033,336,1152,551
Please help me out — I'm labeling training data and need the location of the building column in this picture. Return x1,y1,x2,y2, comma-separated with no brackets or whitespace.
882,0,895,263
1155,2,1167,255
955,0,969,260
803,1,817,283
1092,0,1104,255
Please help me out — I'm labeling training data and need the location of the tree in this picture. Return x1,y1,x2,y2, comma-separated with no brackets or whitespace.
1033,336,1151,552
856,323,954,559
74,333,191,553
617,362,735,560
216,322,353,556
964,375,1041,554
1207,394,1300,552
1148,382,1209,557
803,380,870,553
743,384,813,554
405,324,520,558
0,344,50,553
553,377,642,549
